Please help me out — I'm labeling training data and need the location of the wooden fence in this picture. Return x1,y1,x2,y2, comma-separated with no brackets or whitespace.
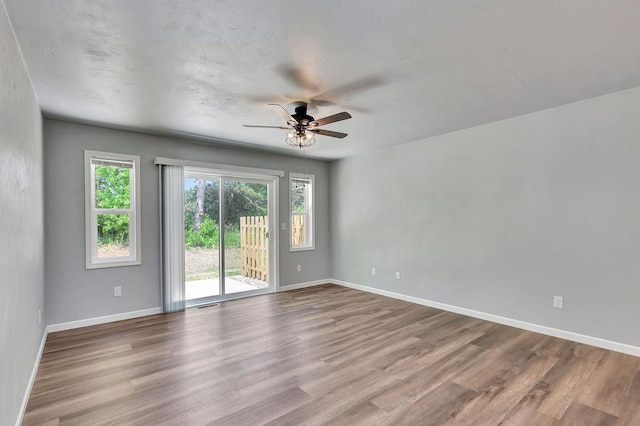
240,215,306,281
240,216,268,281
291,215,305,246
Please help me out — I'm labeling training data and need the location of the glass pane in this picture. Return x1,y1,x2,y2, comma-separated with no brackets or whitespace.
291,179,307,213
97,213,130,258
291,214,306,246
224,180,269,294
94,162,131,209
184,178,221,301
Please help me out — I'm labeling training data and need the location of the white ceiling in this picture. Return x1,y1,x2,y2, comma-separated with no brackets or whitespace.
5,1,640,159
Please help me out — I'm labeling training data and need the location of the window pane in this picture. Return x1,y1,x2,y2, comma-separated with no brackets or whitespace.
291,179,307,213
94,162,131,209
291,214,306,246
184,178,221,296
97,213,130,258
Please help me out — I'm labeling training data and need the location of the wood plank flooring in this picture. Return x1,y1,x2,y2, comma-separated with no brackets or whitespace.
24,284,640,425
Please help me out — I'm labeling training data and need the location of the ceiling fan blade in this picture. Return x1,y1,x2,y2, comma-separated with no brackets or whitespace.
268,103,298,124
314,75,386,101
311,112,352,127
243,125,291,129
277,65,319,91
307,98,371,113
309,128,348,139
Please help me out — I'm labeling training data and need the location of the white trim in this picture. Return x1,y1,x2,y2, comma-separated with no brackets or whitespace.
330,279,640,358
15,329,48,426
154,157,285,177
85,150,142,269
279,279,328,291
180,167,280,299
47,307,162,333
271,178,280,292
289,173,315,251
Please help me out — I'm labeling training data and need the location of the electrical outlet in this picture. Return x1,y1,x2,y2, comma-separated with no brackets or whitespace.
281,222,286,231
371,267,376,276
553,296,563,309
114,286,122,297
396,271,401,280
38,310,42,325
297,265,302,272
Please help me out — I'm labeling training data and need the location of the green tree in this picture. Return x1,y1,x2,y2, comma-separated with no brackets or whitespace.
95,165,130,245
223,181,267,225
183,179,267,248
185,180,219,232
291,181,307,213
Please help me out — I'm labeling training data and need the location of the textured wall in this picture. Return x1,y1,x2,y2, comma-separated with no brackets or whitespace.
331,86,640,347
44,119,331,325
0,2,45,425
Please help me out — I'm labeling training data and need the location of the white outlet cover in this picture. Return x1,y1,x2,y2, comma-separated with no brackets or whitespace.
553,296,563,309
396,272,401,280
371,267,376,276
114,286,122,297
297,265,302,272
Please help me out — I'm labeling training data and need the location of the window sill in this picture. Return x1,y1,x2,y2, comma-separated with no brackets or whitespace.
86,259,141,270
290,246,315,252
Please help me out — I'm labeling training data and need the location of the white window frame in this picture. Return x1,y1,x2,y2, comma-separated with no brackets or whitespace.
85,150,142,269
289,173,315,251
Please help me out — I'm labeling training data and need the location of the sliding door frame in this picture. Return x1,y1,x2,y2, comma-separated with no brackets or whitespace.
184,166,279,306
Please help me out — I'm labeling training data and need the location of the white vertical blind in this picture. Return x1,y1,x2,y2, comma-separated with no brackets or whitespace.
160,165,185,313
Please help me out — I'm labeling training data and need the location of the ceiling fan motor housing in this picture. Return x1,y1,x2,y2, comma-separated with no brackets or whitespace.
293,104,315,126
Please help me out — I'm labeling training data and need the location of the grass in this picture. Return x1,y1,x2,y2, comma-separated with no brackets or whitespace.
185,267,241,282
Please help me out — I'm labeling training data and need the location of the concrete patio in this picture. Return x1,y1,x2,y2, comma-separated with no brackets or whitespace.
186,277,265,300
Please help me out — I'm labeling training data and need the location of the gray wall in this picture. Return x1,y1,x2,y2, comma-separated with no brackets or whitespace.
0,2,45,425
44,119,331,325
331,86,640,347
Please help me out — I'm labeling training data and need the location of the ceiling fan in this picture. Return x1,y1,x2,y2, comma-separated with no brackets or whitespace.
243,103,352,148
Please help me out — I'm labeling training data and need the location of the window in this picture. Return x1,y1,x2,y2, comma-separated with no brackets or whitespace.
85,150,141,268
290,173,314,251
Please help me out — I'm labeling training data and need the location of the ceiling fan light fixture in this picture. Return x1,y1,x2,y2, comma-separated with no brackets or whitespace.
245,102,350,149
286,130,316,148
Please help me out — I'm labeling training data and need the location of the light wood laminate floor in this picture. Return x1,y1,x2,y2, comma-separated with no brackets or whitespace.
24,284,640,425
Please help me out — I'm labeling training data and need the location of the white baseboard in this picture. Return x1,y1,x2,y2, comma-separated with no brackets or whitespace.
47,307,162,333
279,279,329,291
16,328,48,426
330,279,640,358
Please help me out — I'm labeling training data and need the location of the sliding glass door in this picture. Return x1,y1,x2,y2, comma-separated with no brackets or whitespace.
223,179,270,295
184,169,276,305
184,176,221,300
